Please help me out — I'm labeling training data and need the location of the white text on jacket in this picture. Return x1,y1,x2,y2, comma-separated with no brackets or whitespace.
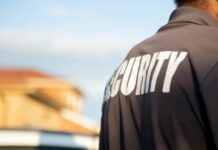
104,51,188,100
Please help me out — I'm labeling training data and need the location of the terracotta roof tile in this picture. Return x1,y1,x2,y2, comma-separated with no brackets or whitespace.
0,69,51,79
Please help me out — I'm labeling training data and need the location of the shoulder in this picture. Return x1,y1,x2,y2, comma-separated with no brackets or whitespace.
126,24,218,83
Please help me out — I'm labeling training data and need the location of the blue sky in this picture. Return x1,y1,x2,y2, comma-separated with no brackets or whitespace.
0,0,176,122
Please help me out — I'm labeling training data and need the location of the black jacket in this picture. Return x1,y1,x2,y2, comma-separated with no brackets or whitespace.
99,6,218,150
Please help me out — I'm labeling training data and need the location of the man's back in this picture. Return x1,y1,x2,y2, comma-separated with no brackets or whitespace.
100,7,218,150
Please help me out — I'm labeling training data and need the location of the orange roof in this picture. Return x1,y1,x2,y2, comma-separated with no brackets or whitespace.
0,69,51,79
0,69,52,85
0,69,74,89
0,68,83,109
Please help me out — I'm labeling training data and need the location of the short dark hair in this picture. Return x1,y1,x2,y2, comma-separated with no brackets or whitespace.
175,0,196,7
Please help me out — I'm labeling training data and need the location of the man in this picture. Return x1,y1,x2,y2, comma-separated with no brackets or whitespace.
99,0,218,149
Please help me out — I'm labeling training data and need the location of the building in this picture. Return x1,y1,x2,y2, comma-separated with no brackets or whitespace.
0,69,98,150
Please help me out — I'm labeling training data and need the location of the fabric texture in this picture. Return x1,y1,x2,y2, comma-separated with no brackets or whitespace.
99,6,218,150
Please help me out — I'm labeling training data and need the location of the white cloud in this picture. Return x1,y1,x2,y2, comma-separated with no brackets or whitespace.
0,28,144,57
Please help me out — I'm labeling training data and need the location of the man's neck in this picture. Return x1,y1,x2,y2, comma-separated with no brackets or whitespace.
182,1,218,23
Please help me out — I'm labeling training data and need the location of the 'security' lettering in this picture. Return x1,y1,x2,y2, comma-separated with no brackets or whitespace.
104,51,188,100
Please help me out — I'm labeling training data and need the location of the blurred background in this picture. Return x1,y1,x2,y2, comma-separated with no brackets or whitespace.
0,0,175,149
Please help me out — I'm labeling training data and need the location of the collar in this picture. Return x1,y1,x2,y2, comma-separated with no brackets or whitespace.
168,6,218,28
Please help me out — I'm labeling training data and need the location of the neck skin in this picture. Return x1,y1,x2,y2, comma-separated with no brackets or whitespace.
183,0,218,22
